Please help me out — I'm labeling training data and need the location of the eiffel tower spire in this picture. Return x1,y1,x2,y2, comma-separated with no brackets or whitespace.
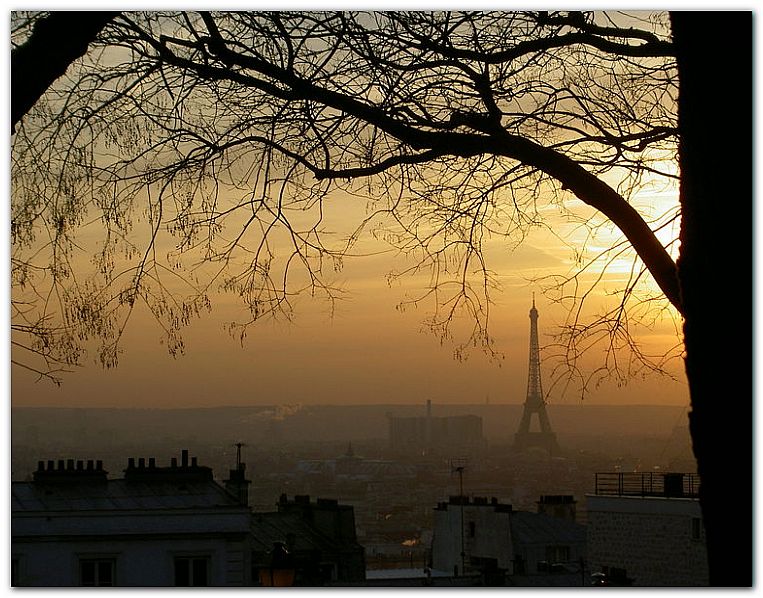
514,298,559,454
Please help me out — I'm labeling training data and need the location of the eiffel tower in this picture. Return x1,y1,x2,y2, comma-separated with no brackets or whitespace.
514,297,559,455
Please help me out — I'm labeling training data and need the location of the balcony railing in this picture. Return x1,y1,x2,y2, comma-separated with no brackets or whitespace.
594,472,700,498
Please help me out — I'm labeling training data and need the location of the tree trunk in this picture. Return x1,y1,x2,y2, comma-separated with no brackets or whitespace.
671,11,752,586
11,11,117,131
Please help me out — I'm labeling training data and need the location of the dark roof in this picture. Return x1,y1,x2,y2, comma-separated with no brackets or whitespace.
12,479,242,512
509,512,586,547
250,511,345,554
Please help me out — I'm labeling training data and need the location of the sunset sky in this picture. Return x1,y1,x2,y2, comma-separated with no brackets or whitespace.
8,10,691,410
10,185,688,409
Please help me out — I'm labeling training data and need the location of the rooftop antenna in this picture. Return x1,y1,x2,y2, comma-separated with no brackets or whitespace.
450,458,468,576
234,442,245,469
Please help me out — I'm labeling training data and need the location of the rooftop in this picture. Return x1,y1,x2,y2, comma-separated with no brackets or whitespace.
12,450,244,513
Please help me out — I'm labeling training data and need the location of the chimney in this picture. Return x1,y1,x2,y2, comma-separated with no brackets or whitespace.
181,449,189,467
32,457,108,484
224,459,251,506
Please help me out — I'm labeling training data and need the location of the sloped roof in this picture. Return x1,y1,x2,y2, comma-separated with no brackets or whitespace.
509,511,586,547
12,479,242,513
250,512,343,554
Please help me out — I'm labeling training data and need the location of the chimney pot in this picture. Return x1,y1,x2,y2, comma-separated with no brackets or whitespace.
67,459,74,470
37,461,44,471
96,460,103,470
87,460,94,470
191,456,198,467
128,457,135,469
57,460,65,470
171,457,178,468
47,460,54,471
76,460,84,470
181,449,189,467
149,457,156,468
138,458,145,468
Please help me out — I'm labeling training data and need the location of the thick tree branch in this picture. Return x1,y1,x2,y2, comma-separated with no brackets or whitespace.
390,11,674,61
11,11,118,131
155,29,682,314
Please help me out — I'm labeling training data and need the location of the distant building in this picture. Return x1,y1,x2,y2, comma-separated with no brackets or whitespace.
430,494,586,585
251,494,366,585
11,451,252,586
586,471,708,586
388,400,485,453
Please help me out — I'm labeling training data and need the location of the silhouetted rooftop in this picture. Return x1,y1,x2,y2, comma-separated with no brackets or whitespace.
12,478,242,512
250,511,344,554
509,511,586,547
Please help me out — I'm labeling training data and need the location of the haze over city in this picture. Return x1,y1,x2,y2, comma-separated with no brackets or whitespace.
9,9,749,588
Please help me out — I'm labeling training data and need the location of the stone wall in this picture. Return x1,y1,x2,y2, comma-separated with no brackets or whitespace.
587,495,708,586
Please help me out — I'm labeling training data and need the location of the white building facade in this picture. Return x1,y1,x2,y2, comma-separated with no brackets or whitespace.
12,452,252,587
431,497,514,576
430,495,586,583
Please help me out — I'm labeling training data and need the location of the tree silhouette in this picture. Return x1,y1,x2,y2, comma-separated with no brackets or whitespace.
11,11,117,132
671,11,751,587
10,11,751,584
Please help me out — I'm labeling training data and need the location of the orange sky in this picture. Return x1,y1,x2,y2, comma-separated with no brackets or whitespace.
8,11,689,409
10,184,689,409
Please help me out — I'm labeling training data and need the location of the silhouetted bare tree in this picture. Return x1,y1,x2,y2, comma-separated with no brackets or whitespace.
10,11,751,584
11,11,679,376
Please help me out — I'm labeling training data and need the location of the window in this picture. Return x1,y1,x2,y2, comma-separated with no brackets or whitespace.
174,556,209,586
691,517,703,540
79,558,115,586
545,545,570,564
